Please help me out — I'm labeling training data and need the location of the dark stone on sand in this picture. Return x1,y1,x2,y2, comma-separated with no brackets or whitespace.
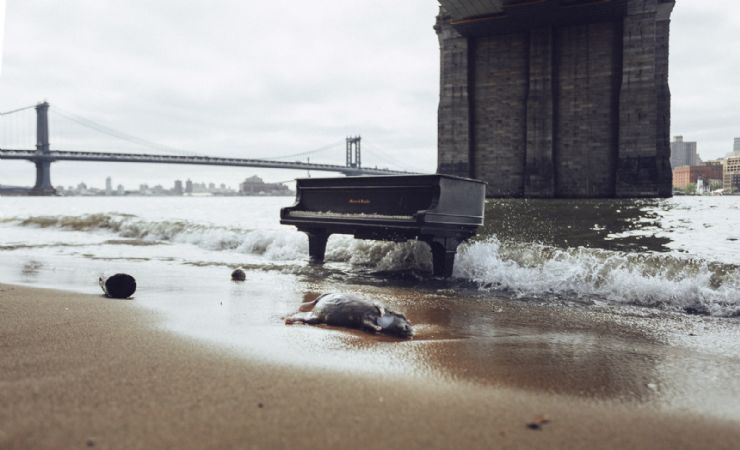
99,273,137,299
231,268,246,281
526,415,551,430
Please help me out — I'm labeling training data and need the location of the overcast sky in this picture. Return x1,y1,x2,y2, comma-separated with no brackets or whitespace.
1,0,738,190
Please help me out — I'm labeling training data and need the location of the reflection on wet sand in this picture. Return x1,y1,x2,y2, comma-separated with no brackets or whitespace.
344,288,660,400
328,284,740,419
21,260,43,277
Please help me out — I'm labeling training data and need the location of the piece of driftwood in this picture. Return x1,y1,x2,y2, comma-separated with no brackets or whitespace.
99,273,137,299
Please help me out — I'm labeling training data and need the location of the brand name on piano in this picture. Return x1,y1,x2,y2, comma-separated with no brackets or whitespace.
348,199,371,205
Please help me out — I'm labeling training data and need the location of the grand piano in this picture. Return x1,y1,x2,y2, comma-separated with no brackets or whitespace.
280,174,486,277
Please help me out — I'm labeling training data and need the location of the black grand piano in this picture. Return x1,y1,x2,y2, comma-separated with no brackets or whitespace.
280,174,486,277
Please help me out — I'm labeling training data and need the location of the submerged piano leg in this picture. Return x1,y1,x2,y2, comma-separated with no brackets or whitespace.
426,237,460,278
305,230,329,264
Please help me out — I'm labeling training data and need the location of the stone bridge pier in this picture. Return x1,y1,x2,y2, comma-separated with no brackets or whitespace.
436,0,675,198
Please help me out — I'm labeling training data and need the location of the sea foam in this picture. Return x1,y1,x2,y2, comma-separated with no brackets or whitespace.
9,213,740,317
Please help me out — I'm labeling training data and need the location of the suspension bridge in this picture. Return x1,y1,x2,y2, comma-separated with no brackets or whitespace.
0,102,418,195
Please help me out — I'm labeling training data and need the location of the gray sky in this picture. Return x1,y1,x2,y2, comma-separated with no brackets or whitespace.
0,0,738,190
0,1,5,75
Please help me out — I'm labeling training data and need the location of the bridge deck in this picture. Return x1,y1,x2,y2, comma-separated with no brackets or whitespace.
0,149,415,176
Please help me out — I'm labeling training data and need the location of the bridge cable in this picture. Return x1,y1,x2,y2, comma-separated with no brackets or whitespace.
0,104,36,116
50,107,206,157
50,106,347,163
362,142,422,172
0,107,35,149
254,139,345,161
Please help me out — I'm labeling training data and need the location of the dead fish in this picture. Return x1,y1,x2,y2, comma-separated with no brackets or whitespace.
284,293,414,338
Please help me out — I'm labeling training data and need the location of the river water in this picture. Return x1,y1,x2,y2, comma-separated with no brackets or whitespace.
1,195,739,418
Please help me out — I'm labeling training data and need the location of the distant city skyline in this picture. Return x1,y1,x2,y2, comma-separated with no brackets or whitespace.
57,174,291,197
670,135,740,168
670,136,701,168
1,0,739,188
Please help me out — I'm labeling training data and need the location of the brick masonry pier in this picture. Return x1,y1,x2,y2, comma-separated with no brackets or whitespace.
436,0,675,198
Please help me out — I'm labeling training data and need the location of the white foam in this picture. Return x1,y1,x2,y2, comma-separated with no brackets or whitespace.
455,238,740,317
8,214,740,316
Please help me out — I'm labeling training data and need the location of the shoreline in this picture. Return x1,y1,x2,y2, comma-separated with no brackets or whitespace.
2,282,739,449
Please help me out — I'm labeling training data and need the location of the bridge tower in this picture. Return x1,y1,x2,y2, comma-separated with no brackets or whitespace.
346,136,361,169
436,0,675,198
30,101,56,195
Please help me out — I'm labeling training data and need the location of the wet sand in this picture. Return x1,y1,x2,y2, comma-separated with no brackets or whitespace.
1,283,739,450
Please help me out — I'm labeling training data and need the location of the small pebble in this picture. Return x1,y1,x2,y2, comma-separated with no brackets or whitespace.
526,415,551,431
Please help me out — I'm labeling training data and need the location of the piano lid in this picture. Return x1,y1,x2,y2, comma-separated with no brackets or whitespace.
293,173,485,186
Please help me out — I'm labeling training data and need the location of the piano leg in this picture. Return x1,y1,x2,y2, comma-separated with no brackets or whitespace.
426,237,460,278
305,230,329,263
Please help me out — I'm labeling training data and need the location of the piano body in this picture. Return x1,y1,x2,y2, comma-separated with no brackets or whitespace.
280,174,486,277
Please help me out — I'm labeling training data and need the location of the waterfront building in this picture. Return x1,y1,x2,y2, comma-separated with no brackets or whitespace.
672,163,723,191
239,175,292,195
723,156,740,193
185,179,193,195
105,177,112,196
670,136,701,168
735,138,740,153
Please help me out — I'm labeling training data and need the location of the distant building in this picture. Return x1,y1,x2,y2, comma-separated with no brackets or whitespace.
174,180,184,196
670,136,701,168
723,156,740,193
735,138,740,153
105,177,113,195
239,175,292,196
185,179,193,195
672,163,723,191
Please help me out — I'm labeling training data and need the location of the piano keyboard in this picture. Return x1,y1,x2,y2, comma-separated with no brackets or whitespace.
287,211,415,222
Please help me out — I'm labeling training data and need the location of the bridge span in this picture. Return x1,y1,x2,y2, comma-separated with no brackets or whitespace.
0,149,410,176
0,103,416,195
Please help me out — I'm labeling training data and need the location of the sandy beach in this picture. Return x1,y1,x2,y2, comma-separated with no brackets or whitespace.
2,282,739,450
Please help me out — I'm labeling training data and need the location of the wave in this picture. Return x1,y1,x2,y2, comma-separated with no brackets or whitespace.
10,213,430,265
455,238,740,317
8,214,740,317
16,213,282,254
